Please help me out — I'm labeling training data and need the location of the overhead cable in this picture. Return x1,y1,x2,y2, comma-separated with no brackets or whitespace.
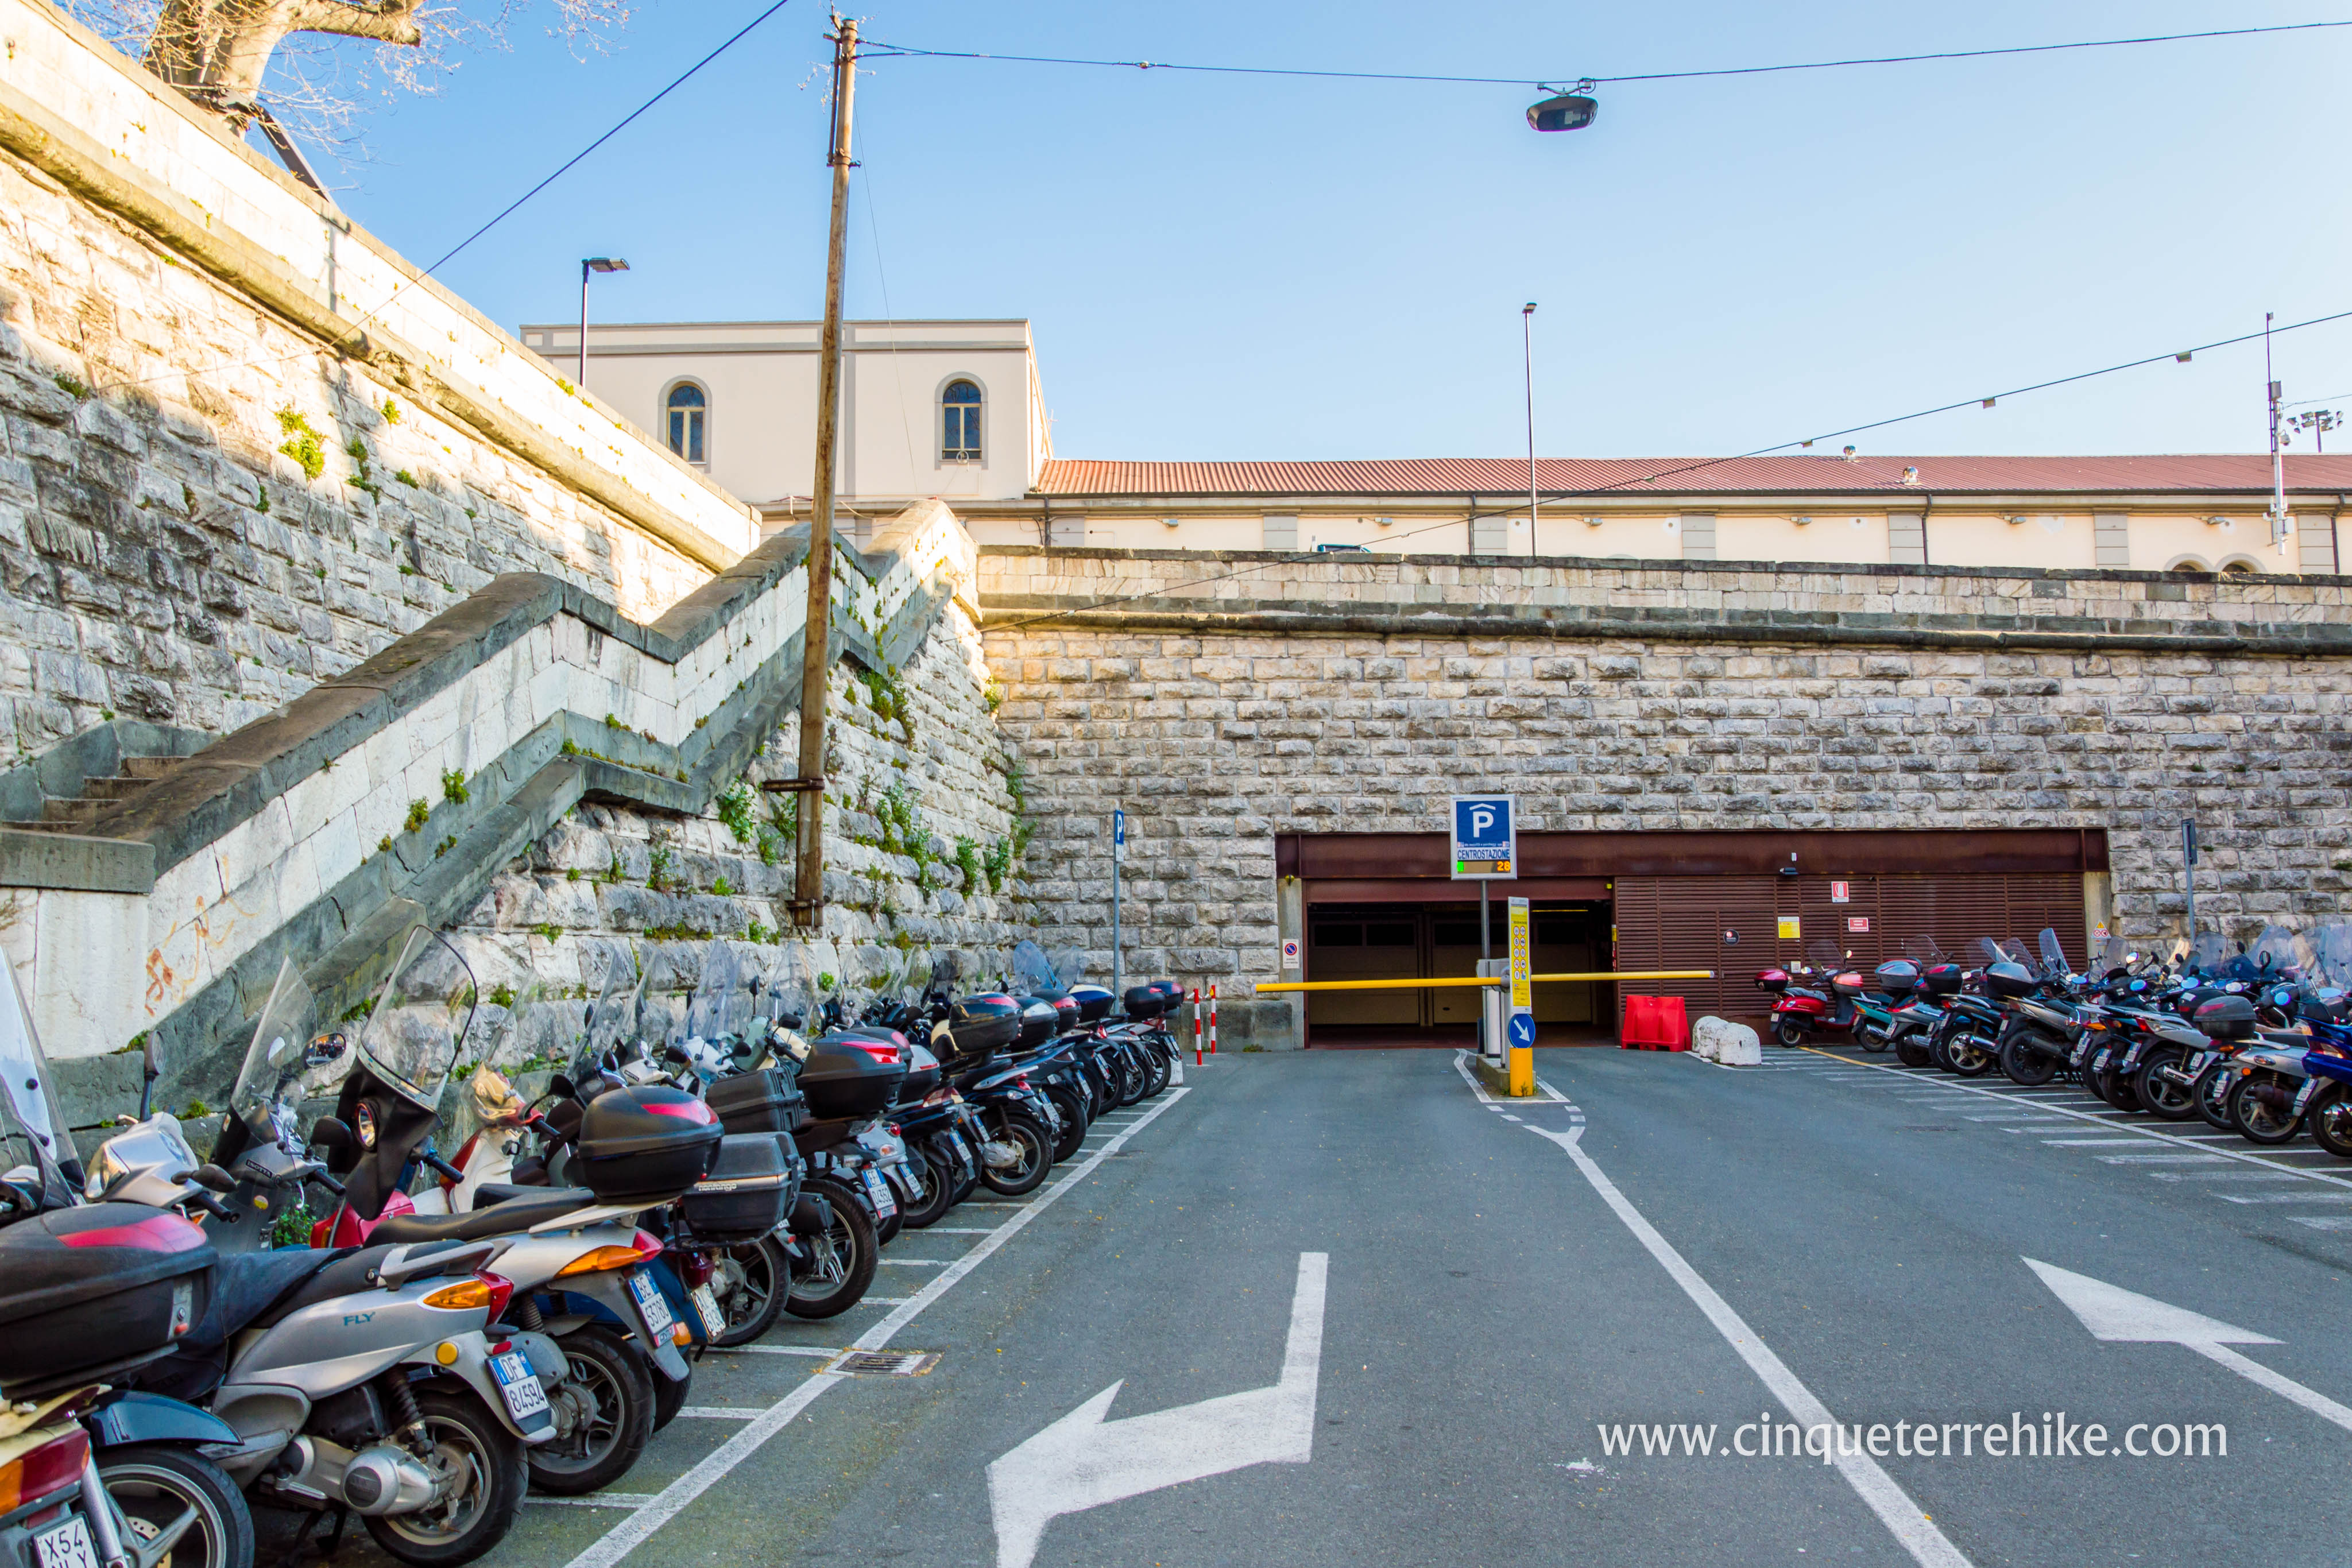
863,18,2352,91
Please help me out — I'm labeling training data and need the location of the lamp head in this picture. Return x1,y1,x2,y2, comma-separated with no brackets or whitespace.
583,257,630,274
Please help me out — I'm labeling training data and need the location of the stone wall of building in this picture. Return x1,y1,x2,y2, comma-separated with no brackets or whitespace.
0,0,760,767
444,600,1030,1027
979,547,2352,1044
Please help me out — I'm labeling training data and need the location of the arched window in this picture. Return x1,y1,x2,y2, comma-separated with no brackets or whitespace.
941,380,982,462
665,382,707,465
2165,555,2211,575
2220,556,2261,575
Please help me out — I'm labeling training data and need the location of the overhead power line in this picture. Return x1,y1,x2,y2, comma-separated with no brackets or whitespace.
994,305,2352,633
98,0,797,396
864,18,2352,90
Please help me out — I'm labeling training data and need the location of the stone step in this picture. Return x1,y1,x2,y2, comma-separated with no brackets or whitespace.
40,798,106,828
80,776,152,801
119,756,189,781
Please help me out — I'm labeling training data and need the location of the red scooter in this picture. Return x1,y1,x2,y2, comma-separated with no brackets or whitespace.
1755,958,1866,1048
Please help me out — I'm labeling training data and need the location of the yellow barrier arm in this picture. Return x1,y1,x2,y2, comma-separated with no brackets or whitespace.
1254,970,1714,994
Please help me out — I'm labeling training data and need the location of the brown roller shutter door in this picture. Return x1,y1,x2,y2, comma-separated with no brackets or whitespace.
1614,871,2089,1028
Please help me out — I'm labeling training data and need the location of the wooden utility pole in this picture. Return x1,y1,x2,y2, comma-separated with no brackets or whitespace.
792,12,858,927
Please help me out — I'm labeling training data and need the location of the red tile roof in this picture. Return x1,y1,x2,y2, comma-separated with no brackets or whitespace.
1034,454,2352,498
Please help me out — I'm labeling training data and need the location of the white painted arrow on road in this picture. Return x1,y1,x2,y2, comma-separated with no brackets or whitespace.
987,1251,1326,1568
2025,1256,2352,1433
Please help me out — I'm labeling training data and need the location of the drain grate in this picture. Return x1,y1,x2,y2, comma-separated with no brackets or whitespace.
825,1350,941,1377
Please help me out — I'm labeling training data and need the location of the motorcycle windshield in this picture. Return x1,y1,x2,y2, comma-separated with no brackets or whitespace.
1012,940,1062,996
684,941,745,1046
2188,931,2230,978
0,948,76,1191
1049,947,1087,992
354,926,475,1112
1975,937,2011,968
2037,927,2068,979
581,946,641,1064
2098,934,2129,974
1806,939,1842,969
2321,925,2352,991
1902,936,1947,965
2250,924,2297,977
767,943,818,1032
928,951,962,999
229,956,345,1151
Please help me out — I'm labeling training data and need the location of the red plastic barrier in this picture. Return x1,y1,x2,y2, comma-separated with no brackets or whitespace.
1620,994,1690,1051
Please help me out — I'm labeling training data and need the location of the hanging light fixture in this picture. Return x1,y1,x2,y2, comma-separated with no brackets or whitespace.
1527,80,1599,132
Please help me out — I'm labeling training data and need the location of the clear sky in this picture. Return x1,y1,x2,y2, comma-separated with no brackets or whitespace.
269,1,2352,464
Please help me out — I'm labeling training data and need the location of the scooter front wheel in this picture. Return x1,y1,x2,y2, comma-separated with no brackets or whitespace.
709,1237,787,1346
1773,1021,1806,1048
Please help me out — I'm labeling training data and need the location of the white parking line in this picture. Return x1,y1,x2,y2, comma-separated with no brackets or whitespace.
561,1086,1194,1568
705,1345,838,1358
674,1408,760,1420
1509,1117,1966,1567
877,1258,951,1265
1797,1050,2352,1190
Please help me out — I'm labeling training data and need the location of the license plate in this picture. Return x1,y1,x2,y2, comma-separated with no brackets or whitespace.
861,1166,897,1218
627,1269,675,1338
2189,1052,2211,1072
691,1284,726,1337
33,1516,98,1568
490,1351,548,1420
2091,1048,2111,1071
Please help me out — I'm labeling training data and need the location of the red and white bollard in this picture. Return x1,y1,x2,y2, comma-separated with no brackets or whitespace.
1209,984,1218,1055
1192,988,1203,1065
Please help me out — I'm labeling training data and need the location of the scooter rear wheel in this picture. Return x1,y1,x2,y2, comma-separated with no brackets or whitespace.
361,1389,528,1566
2308,1085,2352,1159
528,1325,653,1496
1773,1021,1806,1048
709,1237,787,1346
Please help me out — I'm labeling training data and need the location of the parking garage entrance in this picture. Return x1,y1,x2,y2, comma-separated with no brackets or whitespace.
1278,829,2107,1048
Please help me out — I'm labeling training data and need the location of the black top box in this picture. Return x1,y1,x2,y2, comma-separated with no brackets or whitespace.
576,1086,724,1203
0,1205,214,1396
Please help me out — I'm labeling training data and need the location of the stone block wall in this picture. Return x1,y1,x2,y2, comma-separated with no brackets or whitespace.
0,0,759,766
979,548,2352,1044
445,601,1030,1027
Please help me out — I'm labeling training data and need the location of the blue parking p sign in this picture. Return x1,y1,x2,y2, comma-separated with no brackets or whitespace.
1450,795,1515,880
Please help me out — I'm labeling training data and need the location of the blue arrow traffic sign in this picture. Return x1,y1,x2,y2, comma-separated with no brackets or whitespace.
1507,1012,1537,1050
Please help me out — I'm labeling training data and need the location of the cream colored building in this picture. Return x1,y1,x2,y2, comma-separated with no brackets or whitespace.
532,319,2352,572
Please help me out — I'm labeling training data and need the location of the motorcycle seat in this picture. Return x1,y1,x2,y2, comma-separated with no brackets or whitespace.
248,1240,479,1329
368,1189,601,1244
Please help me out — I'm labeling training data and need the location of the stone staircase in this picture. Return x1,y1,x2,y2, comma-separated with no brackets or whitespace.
6,755,190,836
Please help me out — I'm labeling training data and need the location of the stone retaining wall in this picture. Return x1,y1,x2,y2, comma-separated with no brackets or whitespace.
979,548,2352,1046
0,0,760,766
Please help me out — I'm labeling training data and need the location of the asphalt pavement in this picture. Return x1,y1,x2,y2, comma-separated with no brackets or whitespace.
351,1044,2352,1568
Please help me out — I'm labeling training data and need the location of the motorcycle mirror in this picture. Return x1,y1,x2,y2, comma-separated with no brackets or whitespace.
307,1116,353,1151
189,1163,237,1194
548,1073,576,1100
302,1032,347,1069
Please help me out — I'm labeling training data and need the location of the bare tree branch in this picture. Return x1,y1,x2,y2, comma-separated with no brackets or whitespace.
55,0,626,155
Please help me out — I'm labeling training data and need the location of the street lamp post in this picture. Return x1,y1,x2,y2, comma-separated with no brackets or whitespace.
1522,302,1538,558
578,257,629,390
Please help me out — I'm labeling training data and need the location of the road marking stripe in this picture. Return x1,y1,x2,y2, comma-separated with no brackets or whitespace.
528,1495,658,1510
674,1407,760,1420
2095,1153,2233,1164
703,1345,838,1358
560,1086,1194,1568
1485,1092,1966,1565
925,1228,999,1234
1794,1048,2352,1190
877,1258,952,1265
2041,1137,2157,1146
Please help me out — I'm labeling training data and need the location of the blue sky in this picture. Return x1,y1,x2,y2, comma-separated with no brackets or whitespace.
283,1,2352,463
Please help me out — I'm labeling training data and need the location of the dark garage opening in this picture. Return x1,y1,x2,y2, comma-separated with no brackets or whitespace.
1304,903,1616,1049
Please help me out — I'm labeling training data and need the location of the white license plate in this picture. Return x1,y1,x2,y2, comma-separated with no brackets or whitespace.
861,1166,897,1218
627,1270,675,1338
2189,1052,2212,1072
691,1284,726,1337
33,1516,98,1568
2091,1048,2111,1071
490,1352,548,1420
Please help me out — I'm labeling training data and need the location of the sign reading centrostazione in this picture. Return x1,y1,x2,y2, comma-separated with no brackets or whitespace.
1450,796,1516,880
